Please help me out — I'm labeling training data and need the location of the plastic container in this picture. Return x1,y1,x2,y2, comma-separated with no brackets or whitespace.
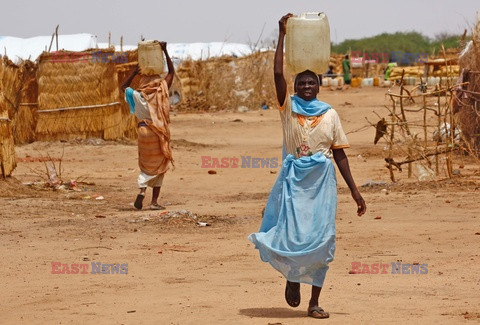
322,77,330,87
285,12,330,75
362,78,373,87
373,77,379,87
330,78,339,87
138,40,165,75
351,77,362,88
337,76,344,86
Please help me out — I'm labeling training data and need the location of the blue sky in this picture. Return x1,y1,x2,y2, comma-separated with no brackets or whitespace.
1,0,477,45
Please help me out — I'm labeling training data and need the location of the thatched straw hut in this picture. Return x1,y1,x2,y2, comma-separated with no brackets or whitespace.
175,51,277,112
0,57,17,177
35,49,127,141
456,20,480,154
16,60,38,144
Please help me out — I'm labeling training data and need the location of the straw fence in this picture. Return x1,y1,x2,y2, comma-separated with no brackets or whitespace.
456,19,480,154
35,49,126,141
0,57,17,177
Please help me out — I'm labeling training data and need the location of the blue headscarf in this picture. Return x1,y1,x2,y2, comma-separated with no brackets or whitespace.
291,95,331,117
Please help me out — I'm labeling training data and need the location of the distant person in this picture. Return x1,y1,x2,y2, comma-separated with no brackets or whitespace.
325,65,336,79
249,13,366,320
342,55,351,85
121,41,175,210
384,59,396,80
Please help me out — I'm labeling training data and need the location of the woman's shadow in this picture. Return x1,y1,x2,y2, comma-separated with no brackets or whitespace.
238,307,305,319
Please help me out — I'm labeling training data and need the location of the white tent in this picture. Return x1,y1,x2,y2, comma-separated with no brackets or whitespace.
0,34,97,62
1,34,256,63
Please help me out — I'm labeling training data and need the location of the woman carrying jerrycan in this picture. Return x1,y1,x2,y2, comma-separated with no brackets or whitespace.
249,13,366,319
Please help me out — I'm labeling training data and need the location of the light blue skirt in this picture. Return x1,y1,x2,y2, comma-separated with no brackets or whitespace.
248,152,337,287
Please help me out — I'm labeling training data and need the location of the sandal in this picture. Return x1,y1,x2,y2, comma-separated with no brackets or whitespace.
150,204,166,210
307,306,329,319
285,281,300,307
134,193,145,210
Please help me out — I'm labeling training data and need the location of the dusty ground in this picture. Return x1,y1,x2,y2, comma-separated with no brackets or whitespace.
1,87,480,324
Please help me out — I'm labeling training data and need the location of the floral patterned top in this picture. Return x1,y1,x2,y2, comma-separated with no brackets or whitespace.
279,94,350,159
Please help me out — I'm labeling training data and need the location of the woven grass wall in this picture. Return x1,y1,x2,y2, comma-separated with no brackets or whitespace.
15,60,37,144
36,49,125,141
175,51,278,112
457,20,480,153
0,56,17,177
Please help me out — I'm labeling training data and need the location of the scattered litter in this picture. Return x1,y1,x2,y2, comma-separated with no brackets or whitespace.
93,195,104,200
128,209,211,227
237,105,249,113
270,171,277,174
82,256,90,261
232,119,243,122
357,154,367,162
126,310,136,313
416,164,435,181
208,170,217,175
360,180,387,187
86,138,106,146
95,215,106,218
374,216,382,220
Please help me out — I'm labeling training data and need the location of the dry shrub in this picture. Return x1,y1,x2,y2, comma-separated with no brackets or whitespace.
457,19,480,155
175,51,278,112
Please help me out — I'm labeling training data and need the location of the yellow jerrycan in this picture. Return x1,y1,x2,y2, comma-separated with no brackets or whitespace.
138,40,165,75
286,12,331,75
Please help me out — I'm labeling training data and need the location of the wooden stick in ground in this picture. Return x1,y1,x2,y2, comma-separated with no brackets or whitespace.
448,88,455,177
399,70,413,177
385,147,457,167
55,25,59,51
443,90,452,178
388,97,396,182
423,89,429,167
436,93,442,175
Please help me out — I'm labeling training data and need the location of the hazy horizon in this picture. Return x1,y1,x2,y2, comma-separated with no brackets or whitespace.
0,0,477,46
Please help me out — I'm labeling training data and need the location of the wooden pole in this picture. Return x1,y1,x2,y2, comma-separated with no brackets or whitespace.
55,25,59,51
388,98,396,182
399,70,413,177
436,93,441,175
120,36,123,52
108,32,111,48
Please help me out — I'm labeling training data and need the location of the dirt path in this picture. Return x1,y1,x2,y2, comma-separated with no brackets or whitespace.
1,87,479,324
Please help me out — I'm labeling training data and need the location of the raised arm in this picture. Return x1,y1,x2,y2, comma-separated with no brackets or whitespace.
332,148,366,216
160,41,175,89
121,64,140,92
274,14,293,106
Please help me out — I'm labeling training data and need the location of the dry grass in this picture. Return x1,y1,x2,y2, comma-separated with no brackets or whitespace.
457,19,480,155
36,49,126,140
0,56,17,177
175,51,278,112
